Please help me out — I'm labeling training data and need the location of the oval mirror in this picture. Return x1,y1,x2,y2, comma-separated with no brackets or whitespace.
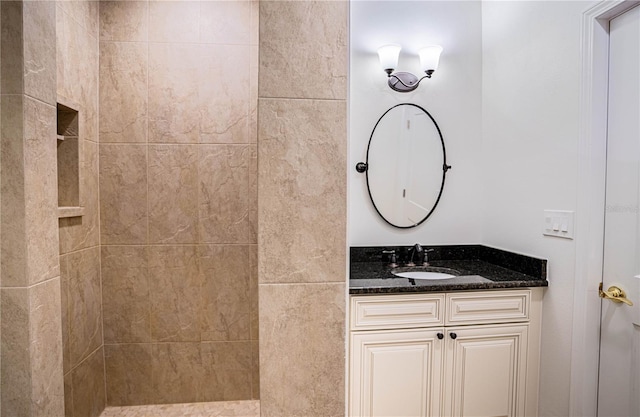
359,103,450,228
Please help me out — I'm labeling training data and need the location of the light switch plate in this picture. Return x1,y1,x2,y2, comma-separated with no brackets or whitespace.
543,210,575,239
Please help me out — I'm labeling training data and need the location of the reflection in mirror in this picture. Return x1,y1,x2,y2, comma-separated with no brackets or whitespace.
361,103,450,228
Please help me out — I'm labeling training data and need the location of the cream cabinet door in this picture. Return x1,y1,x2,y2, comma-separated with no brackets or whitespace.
443,324,529,417
350,328,444,417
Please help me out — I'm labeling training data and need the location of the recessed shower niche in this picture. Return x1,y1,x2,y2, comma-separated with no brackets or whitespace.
56,100,84,218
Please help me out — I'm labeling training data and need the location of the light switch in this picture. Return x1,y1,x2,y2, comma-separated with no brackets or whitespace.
543,210,575,239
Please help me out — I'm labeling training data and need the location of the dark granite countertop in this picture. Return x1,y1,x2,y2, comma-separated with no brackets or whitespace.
350,245,548,295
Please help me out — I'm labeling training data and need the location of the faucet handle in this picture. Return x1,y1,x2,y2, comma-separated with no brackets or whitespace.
423,248,435,266
381,250,398,268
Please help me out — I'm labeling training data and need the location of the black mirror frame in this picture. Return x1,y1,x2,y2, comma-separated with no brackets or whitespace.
357,103,451,229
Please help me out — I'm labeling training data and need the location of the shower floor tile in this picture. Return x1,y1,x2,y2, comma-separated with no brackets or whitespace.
99,400,259,417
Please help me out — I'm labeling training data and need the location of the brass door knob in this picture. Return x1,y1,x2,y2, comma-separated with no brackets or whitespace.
599,283,634,306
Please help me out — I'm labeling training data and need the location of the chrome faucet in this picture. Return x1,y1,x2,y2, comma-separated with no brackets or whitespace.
407,244,434,266
407,243,424,267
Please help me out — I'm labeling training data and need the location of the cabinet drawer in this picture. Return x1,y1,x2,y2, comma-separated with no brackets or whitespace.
351,294,445,330
445,290,530,325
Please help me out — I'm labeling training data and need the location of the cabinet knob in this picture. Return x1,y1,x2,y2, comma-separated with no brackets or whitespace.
437,332,444,340
450,332,457,340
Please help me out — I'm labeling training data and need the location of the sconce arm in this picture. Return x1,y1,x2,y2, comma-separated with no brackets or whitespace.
387,71,432,93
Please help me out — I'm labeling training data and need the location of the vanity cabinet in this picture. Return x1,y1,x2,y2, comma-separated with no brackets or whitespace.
349,289,542,417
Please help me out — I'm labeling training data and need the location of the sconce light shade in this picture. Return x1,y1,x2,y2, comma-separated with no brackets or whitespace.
418,45,443,74
377,44,401,74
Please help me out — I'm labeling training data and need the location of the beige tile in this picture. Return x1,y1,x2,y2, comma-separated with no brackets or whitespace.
259,1,347,100
249,245,258,341
258,99,346,284
99,144,148,244
88,1,100,38
60,254,71,375
148,43,200,144
248,144,257,243
70,0,100,40
102,246,150,344
1,288,31,416
56,5,71,99
99,41,147,144
148,145,198,244
151,343,203,404
57,4,100,146
78,31,99,145
65,247,102,368
57,1,70,14
148,1,199,43
105,344,153,406
199,245,250,341
1,95,27,287
250,0,259,47
59,140,100,254
251,340,259,400
99,1,148,42
29,278,65,417
70,347,106,417
149,246,201,342
100,400,260,417
59,1,98,33
148,43,253,145
24,97,60,285
259,283,345,417
59,6,99,144
249,45,258,144
200,1,252,45
198,145,252,244
58,217,82,256
56,5,88,108
64,372,74,417
201,342,252,402
199,44,250,144
23,0,57,105
1,1,24,94
66,0,99,40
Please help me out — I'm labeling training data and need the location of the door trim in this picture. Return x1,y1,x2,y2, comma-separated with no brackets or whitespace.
573,1,640,415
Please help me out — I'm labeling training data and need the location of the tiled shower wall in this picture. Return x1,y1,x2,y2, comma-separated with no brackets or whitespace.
1,1,65,416
258,1,348,416
56,1,105,417
98,1,259,406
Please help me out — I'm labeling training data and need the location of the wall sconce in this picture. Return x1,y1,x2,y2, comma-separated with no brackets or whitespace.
378,44,443,93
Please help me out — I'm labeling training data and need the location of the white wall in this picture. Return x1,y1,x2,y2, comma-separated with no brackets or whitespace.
349,0,483,246
481,1,593,415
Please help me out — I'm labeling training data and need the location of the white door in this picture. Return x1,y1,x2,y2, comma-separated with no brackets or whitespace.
598,6,640,416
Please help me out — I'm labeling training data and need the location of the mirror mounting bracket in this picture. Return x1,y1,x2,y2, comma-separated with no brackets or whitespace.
355,162,368,173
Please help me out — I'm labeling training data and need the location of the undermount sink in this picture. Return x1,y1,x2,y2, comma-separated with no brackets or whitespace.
393,271,455,280
392,267,461,280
